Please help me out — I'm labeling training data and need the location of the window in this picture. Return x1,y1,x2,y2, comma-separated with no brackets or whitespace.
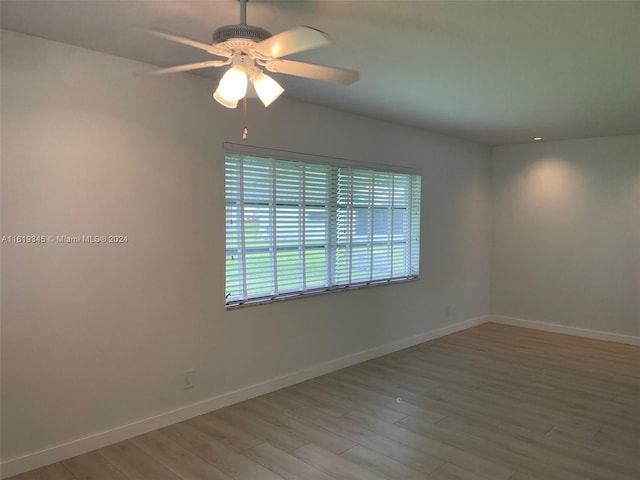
225,144,421,306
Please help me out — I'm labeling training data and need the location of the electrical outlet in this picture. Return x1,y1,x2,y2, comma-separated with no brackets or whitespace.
184,370,195,389
444,305,452,320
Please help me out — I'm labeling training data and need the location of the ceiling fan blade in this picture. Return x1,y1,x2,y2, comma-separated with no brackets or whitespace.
148,60,230,75
266,59,359,85
254,26,331,58
137,27,228,57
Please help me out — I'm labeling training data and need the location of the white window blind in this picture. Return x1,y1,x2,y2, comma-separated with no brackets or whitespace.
225,146,421,306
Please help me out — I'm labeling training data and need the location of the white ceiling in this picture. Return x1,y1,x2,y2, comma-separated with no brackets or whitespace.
2,0,639,145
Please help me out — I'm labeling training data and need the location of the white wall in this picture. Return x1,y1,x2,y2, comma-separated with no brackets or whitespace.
0,30,491,469
491,136,640,337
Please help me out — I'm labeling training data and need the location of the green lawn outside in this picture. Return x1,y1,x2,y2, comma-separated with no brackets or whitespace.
227,222,408,299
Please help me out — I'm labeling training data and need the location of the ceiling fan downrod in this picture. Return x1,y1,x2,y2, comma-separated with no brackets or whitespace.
213,0,270,45
239,0,247,26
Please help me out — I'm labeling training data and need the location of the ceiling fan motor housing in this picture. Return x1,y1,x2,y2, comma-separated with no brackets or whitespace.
213,25,271,45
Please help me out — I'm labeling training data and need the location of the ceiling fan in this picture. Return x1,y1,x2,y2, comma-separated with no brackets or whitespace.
143,0,359,109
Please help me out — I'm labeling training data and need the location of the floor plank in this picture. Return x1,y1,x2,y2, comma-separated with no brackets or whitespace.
291,443,388,480
340,444,428,480
11,464,76,480
233,397,358,454
244,442,335,480
164,422,285,480
131,429,233,480
429,463,491,480
97,441,181,480
62,451,128,480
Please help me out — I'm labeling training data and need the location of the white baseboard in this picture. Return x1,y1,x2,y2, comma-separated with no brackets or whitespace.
489,314,640,346
0,315,489,479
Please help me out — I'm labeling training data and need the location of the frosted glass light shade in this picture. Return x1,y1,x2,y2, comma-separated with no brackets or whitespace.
213,90,239,108
252,72,284,107
213,65,248,108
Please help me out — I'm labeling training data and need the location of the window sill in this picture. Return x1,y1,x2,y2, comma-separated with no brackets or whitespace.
225,276,420,310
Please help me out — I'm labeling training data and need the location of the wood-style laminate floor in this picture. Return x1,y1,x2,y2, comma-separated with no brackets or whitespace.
10,323,640,480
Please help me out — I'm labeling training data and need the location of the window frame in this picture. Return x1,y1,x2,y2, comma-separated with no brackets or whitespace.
224,143,421,308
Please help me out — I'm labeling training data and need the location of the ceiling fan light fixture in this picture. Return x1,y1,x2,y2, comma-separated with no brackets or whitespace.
213,65,248,108
149,0,358,117
252,71,284,107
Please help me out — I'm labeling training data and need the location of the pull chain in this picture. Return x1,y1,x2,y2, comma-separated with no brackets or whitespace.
242,97,248,139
